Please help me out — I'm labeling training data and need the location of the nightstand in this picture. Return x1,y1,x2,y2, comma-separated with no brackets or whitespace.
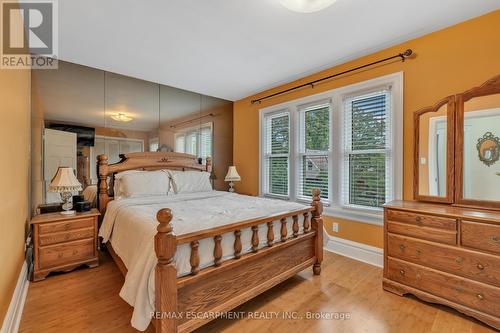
31,209,100,281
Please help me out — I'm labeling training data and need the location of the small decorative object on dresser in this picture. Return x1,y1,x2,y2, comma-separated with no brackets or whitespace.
224,165,241,192
31,209,100,281
48,167,83,215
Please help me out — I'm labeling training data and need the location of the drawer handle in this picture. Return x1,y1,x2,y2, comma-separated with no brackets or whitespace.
477,294,484,300
492,235,499,242
65,234,70,240
415,249,422,256
58,252,63,258
64,223,70,230
477,263,485,270
399,244,406,251
415,216,421,222
455,257,463,264
399,269,405,276
73,250,78,255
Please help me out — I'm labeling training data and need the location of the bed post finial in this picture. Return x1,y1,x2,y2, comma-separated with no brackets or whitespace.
97,154,110,214
311,188,323,275
154,208,178,333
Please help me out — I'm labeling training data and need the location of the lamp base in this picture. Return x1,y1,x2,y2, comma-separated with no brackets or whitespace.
228,182,235,193
60,210,76,215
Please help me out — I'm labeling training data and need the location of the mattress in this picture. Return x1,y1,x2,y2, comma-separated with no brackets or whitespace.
98,190,307,331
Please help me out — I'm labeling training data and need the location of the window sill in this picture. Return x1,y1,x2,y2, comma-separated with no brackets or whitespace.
263,195,383,226
323,206,383,226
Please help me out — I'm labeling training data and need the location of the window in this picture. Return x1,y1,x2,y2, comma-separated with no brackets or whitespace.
342,90,391,208
174,122,213,162
262,112,290,197
259,73,402,224
149,137,159,152
298,102,330,200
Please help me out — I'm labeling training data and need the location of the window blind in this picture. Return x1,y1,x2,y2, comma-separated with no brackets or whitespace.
298,102,330,200
263,112,290,197
199,125,213,161
342,89,391,208
173,122,213,163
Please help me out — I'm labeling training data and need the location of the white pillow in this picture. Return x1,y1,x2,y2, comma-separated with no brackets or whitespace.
114,170,144,199
168,170,212,194
119,170,170,198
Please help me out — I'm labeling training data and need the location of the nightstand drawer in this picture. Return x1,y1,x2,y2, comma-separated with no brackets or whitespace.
39,227,95,246
39,239,95,269
38,217,94,234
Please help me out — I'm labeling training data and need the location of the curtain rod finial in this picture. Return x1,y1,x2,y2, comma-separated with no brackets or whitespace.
251,100,262,105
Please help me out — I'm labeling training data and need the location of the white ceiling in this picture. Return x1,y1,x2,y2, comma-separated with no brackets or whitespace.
59,0,500,101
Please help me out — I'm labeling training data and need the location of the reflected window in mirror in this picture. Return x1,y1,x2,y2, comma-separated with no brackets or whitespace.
462,93,500,202
418,104,448,197
174,122,213,164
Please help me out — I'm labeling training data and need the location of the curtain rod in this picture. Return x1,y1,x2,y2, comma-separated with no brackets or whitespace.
169,113,214,128
251,49,413,105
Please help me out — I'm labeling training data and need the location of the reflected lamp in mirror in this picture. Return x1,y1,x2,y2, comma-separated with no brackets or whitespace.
476,132,500,167
225,166,241,193
48,167,82,215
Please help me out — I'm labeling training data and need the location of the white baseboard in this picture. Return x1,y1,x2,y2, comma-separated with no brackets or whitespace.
1,262,29,333
324,235,383,268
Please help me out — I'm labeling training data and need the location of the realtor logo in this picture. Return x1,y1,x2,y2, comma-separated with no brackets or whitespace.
1,0,58,69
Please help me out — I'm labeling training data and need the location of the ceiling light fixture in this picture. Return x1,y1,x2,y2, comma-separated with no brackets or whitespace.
110,113,133,122
279,0,337,13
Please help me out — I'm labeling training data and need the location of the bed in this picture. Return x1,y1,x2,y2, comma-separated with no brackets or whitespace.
97,152,324,333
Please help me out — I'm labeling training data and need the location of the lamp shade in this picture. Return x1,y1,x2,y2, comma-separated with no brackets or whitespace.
225,166,241,182
49,167,82,193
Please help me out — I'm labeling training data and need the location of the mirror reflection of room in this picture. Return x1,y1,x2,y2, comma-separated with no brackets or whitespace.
31,60,232,214
418,104,448,197
462,93,500,201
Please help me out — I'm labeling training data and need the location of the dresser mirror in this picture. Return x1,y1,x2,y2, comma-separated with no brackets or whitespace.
456,75,500,209
414,96,455,203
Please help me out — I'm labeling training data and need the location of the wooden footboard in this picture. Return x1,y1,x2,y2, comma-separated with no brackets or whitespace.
153,189,324,333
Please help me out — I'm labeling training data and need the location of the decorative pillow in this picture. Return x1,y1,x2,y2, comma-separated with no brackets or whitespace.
118,170,170,198
168,170,212,194
113,170,145,199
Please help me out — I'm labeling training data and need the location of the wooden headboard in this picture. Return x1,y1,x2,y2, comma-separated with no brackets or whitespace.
97,152,211,214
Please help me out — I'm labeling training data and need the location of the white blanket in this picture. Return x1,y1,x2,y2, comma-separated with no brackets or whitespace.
99,191,306,331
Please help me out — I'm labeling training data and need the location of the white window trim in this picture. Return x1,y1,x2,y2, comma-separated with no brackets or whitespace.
259,72,403,226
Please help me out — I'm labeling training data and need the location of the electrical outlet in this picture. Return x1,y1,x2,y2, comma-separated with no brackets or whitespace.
332,223,339,233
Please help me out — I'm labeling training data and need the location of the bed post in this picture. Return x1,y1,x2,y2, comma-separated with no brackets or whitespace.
155,208,178,333
311,189,323,275
97,154,109,214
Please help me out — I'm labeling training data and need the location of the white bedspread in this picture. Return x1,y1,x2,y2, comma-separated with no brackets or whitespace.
98,191,306,331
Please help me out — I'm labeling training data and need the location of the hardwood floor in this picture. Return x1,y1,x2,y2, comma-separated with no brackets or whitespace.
19,251,496,333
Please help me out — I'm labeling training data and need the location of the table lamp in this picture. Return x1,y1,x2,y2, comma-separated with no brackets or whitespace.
225,166,241,193
48,167,83,215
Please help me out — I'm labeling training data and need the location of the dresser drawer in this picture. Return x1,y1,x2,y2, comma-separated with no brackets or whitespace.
39,239,95,269
387,221,457,245
388,233,500,287
461,220,500,255
38,217,95,235
387,257,500,317
386,209,457,231
39,227,95,246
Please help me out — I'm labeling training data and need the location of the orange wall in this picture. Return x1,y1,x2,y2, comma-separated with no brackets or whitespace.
233,10,500,248
0,66,31,324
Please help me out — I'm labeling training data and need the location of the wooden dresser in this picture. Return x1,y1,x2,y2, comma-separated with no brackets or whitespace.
383,201,500,330
32,209,100,281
